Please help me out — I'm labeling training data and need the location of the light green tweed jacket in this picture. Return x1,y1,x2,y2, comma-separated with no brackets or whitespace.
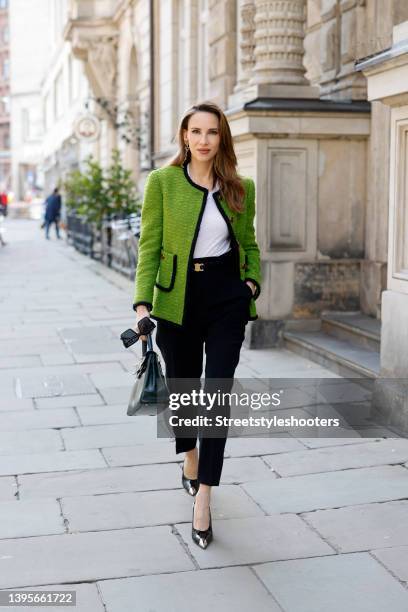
133,160,261,327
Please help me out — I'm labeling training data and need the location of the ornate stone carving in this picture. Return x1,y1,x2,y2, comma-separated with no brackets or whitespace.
238,0,256,87
74,34,119,100
89,36,117,88
251,0,308,85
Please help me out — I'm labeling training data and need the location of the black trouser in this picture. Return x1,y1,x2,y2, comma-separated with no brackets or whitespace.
155,248,251,486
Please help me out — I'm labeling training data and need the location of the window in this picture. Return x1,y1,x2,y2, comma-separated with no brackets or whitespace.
2,58,9,79
0,0,8,9
2,95,9,113
72,58,80,100
54,70,63,119
22,108,29,141
45,91,53,128
68,55,73,102
3,131,9,148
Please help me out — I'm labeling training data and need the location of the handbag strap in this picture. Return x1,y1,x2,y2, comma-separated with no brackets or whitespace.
141,334,153,356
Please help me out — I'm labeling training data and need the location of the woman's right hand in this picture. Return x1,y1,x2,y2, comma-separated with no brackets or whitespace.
135,305,151,342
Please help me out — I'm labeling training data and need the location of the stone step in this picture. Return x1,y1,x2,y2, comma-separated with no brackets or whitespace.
283,330,380,379
321,311,381,351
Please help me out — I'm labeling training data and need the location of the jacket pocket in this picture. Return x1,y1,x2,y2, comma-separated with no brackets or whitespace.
155,249,177,292
241,279,254,299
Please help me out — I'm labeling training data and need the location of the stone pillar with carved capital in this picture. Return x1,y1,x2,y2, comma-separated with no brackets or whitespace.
234,0,256,92
251,0,308,86
229,0,319,105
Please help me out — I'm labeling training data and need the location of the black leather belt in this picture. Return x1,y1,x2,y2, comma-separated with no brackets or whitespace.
191,249,234,272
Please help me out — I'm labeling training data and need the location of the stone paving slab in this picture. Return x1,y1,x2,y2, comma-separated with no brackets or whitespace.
89,371,135,389
73,353,137,364
0,356,43,369
61,421,161,450
263,438,408,476
98,566,278,612
0,527,194,589
98,386,135,404
303,500,408,553
0,499,64,539
0,477,17,501
0,398,34,412
300,436,380,448
36,394,105,409
19,463,181,499
76,404,132,425
253,552,408,612
0,449,106,476
175,514,334,568
220,456,277,484
242,465,408,513
0,430,63,455
40,352,76,365
59,326,116,343
4,361,125,379
68,340,126,356
0,583,105,612
15,373,96,399
62,485,263,532
371,545,408,582
0,409,80,431
0,325,60,339
0,340,65,357
102,440,180,467
225,435,306,457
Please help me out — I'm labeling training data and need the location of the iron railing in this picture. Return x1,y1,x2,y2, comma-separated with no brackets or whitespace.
66,211,141,278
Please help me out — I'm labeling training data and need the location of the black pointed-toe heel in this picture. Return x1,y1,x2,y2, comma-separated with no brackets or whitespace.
191,499,213,549
182,468,199,496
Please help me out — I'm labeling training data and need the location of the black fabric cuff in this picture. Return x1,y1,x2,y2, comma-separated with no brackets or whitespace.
133,301,153,312
244,278,261,300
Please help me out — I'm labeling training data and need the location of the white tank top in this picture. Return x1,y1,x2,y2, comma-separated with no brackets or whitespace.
187,163,231,258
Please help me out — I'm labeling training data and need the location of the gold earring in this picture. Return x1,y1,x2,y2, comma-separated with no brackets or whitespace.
183,142,190,162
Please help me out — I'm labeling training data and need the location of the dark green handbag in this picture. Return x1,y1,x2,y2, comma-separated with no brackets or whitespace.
127,334,170,416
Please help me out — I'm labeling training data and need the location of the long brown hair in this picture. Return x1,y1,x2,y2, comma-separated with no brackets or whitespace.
167,101,246,213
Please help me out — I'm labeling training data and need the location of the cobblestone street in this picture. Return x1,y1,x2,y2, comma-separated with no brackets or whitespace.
1,216,408,611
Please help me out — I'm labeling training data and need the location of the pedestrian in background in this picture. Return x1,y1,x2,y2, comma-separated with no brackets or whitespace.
0,191,8,216
44,188,62,240
133,101,261,549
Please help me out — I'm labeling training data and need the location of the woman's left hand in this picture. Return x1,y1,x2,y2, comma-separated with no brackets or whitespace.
245,280,256,297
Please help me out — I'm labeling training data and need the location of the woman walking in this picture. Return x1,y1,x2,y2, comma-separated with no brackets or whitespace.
133,101,261,549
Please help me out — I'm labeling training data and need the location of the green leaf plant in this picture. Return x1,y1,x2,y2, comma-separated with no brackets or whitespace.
63,149,141,229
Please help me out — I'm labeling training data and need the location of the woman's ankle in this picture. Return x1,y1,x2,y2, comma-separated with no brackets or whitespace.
183,449,198,478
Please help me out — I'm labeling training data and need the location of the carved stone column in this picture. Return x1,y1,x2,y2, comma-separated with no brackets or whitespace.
235,0,256,91
251,0,308,86
229,0,319,105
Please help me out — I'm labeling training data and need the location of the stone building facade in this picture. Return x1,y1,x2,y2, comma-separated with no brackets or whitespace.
64,0,408,428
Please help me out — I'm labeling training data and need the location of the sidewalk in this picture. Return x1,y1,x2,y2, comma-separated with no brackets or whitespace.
0,217,408,611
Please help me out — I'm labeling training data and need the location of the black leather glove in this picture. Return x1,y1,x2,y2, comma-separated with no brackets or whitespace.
137,316,156,336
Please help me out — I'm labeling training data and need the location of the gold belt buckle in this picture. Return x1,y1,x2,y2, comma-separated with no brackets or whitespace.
193,262,204,272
